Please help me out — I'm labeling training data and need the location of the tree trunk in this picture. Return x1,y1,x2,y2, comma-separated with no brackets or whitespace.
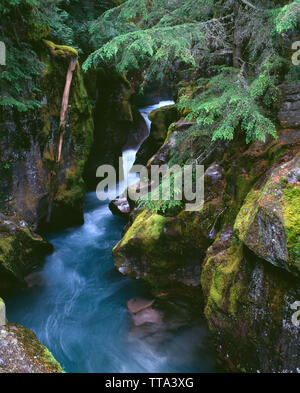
47,56,77,225
233,2,241,69
56,56,77,163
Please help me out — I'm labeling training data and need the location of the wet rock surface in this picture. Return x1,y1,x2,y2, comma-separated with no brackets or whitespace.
0,298,5,326
109,197,131,219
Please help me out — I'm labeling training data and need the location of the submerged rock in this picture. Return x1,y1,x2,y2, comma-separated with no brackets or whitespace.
127,297,155,314
131,308,163,327
0,323,63,373
127,297,162,327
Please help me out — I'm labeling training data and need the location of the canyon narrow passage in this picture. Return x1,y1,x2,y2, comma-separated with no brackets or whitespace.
4,102,216,373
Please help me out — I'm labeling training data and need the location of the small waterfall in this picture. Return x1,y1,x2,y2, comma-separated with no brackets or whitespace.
118,100,175,197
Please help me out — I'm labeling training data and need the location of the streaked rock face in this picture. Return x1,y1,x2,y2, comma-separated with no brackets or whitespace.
235,155,300,276
278,83,300,128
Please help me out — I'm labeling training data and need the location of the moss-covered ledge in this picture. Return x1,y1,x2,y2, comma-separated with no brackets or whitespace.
43,39,78,57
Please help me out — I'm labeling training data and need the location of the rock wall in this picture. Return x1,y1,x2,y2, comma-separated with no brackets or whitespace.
0,41,94,233
0,40,94,291
112,84,300,372
84,69,147,189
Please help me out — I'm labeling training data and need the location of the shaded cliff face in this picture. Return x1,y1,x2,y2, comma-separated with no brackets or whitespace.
84,69,148,190
0,40,94,291
0,42,94,233
112,83,300,372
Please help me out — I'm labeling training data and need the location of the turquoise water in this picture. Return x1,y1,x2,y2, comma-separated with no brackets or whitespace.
4,102,216,373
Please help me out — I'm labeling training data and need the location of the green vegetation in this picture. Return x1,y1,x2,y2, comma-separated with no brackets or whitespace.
1,0,300,140
83,0,300,144
283,185,300,269
137,171,184,214
0,0,113,111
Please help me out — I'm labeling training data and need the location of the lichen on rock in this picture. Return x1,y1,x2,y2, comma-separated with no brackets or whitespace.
235,155,300,275
0,323,63,373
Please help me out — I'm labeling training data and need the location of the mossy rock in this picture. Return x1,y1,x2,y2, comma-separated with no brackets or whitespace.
234,155,300,276
0,323,63,373
113,200,220,291
43,40,78,58
202,239,244,319
0,216,52,290
38,40,94,230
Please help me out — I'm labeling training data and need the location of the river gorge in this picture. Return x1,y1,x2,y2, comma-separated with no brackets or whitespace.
4,102,216,373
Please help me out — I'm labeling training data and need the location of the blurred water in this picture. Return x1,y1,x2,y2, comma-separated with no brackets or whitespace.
4,101,216,373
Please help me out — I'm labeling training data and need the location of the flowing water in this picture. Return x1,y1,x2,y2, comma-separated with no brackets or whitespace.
4,101,216,373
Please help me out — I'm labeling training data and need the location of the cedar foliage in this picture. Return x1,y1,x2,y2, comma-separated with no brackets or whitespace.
84,0,300,143
1,0,300,146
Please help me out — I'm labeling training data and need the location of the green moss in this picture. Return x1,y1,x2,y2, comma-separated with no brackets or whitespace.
56,161,86,206
116,210,167,249
283,185,300,270
41,347,65,373
228,280,244,315
202,244,243,318
13,324,64,373
43,40,78,57
148,105,179,143
0,235,20,278
0,226,50,282
234,188,260,241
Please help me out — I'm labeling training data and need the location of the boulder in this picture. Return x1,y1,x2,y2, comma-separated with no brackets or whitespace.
0,323,63,373
235,155,300,276
127,297,155,314
0,215,52,291
109,197,131,219
202,228,300,373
